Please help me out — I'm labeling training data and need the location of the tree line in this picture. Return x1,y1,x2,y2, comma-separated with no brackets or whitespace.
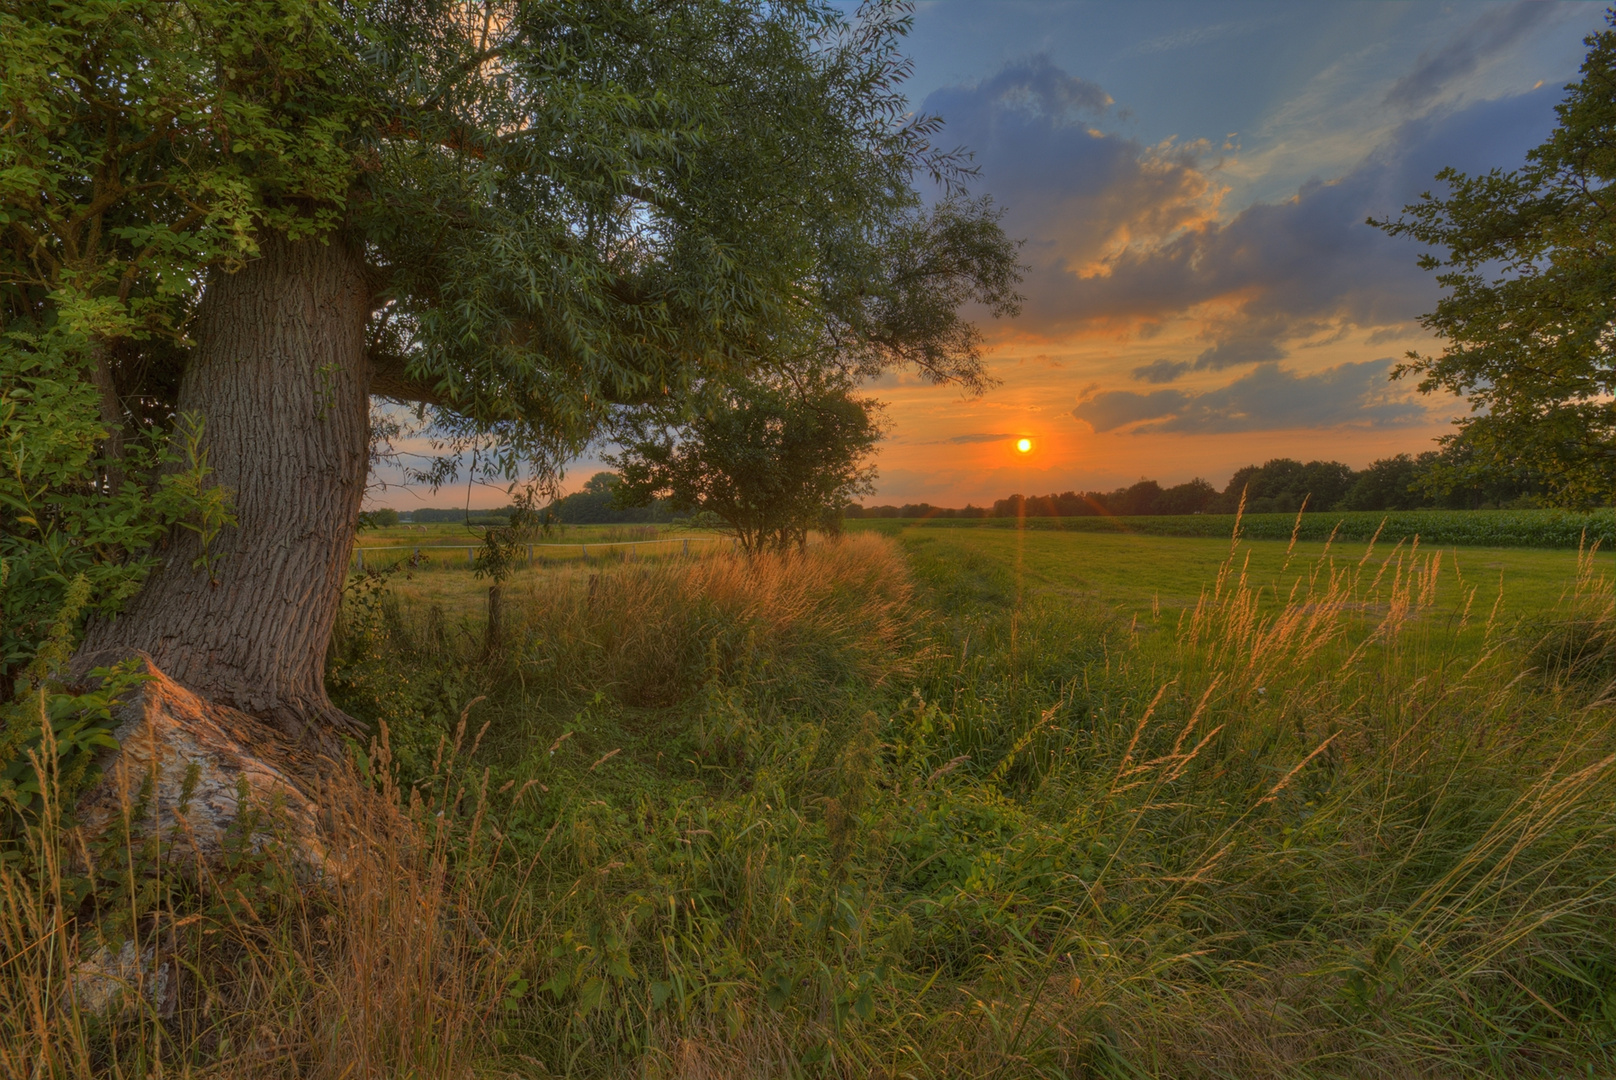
848,450,1551,521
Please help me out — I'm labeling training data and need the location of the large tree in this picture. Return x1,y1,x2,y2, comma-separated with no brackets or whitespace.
3,0,1018,748
1375,14,1616,508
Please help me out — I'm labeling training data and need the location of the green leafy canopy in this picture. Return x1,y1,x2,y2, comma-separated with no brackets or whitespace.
609,375,883,554
1375,12,1616,507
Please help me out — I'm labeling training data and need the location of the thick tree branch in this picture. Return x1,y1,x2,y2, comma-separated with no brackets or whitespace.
369,349,453,409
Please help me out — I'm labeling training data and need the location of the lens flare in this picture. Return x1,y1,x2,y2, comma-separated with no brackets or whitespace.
1016,438,1032,453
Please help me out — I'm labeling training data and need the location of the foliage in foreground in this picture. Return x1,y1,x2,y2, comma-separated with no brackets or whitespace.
1,693,519,1078
1375,13,1616,507
6,530,1615,1076
0,343,233,703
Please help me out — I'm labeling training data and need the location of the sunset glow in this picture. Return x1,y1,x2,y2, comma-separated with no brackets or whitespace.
367,3,1608,512
846,2,1603,509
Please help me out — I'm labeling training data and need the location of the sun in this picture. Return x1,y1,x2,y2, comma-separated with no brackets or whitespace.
1016,438,1032,454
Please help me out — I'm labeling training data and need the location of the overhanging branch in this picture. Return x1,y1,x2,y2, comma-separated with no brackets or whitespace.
368,350,453,410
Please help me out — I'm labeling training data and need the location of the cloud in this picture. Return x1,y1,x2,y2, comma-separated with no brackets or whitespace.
1072,388,1189,433
1194,333,1285,371
923,56,1220,305
1073,360,1428,435
945,432,1022,444
926,61,1562,354
1126,18,1275,58
1131,359,1192,384
978,55,1114,117
1385,2,1557,110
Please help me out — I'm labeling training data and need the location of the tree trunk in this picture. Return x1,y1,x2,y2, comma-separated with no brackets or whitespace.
86,339,126,492
76,233,372,751
484,583,503,658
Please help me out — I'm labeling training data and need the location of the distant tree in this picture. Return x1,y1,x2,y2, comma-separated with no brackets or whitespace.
359,508,401,528
1220,459,1356,513
611,378,882,554
472,492,550,655
1374,15,1616,507
400,507,512,525
1339,455,1427,512
1105,480,1161,517
1157,478,1217,515
1413,447,1546,510
546,473,670,525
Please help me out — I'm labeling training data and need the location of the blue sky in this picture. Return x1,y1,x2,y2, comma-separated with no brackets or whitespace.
373,1,1609,510
857,0,1608,505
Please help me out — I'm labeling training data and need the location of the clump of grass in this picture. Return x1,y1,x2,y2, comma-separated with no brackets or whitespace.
0,698,525,1078
1527,539,1615,688
329,533,919,775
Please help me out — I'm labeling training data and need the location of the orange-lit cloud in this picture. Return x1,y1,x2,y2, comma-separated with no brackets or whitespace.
856,53,1570,506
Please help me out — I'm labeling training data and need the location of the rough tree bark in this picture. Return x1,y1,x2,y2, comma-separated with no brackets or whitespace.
87,342,125,492
76,233,372,752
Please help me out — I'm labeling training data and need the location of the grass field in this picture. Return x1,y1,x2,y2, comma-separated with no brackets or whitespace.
857,520,1599,623
851,507,1616,548
352,522,733,569
7,523,1615,1077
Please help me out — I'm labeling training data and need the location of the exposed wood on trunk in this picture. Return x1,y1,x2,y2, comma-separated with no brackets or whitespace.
75,233,372,750
75,655,329,874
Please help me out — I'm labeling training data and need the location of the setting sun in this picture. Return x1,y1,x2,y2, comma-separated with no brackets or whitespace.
1016,438,1032,453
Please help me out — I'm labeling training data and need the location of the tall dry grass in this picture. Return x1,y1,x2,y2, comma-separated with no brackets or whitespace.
1056,531,1616,1075
367,531,917,709
0,698,523,1079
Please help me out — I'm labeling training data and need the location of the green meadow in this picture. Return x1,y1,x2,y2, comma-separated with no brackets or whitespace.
9,521,1615,1077
853,519,1596,625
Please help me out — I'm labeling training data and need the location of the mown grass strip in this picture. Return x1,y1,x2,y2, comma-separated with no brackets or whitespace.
855,508,1616,548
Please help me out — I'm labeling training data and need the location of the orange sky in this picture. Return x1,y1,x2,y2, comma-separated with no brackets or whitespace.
368,4,1600,513
864,317,1456,506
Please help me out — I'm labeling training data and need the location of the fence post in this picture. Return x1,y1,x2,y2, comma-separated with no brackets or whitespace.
683,538,689,556
356,549,364,571
414,546,420,563
528,544,533,566
468,546,474,565
581,544,587,562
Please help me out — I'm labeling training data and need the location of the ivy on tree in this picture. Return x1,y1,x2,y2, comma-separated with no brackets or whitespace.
610,377,883,554
1375,14,1616,508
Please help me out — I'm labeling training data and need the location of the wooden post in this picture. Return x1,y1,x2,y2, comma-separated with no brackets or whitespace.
682,538,689,556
